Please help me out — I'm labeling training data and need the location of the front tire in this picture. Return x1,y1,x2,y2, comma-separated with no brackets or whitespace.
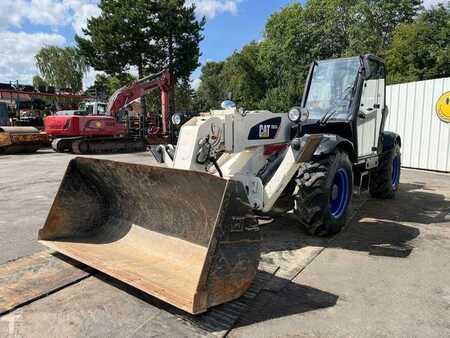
294,150,353,236
369,143,401,199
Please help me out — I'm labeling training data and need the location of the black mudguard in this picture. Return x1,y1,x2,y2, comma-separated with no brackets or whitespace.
381,131,401,152
312,134,356,162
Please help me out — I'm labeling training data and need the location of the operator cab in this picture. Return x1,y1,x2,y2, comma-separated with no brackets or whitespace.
296,54,386,160
79,101,108,116
304,56,360,122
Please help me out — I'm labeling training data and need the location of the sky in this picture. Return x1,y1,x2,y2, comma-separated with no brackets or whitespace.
0,0,445,90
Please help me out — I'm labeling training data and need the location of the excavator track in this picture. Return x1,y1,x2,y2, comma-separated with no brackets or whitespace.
51,137,82,153
71,138,147,154
51,137,147,154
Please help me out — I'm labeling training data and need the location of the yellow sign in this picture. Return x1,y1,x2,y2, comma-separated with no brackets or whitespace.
436,91,450,123
95,121,102,128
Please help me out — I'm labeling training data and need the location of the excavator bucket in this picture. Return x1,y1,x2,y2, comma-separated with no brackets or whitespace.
0,127,48,154
38,158,260,314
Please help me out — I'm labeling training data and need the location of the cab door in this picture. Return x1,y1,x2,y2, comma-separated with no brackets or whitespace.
357,59,385,158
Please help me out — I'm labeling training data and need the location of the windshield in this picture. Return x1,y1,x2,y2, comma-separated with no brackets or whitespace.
305,57,360,121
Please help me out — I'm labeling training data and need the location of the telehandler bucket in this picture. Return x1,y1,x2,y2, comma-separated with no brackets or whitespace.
0,127,48,154
38,158,260,314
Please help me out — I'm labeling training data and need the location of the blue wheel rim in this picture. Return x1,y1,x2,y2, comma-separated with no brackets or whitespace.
330,168,350,219
392,155,401,189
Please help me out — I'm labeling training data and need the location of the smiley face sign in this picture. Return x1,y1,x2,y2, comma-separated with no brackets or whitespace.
436,91,450,123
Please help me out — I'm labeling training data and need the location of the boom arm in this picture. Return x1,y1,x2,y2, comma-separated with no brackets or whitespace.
160,108,320,212
107,70,173,134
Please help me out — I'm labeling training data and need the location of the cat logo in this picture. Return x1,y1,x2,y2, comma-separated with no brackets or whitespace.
248,117,282,140
436,91,450,123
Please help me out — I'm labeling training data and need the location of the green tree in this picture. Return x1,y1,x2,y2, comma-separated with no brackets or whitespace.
35,46,88,91
347,0,422,55
154,0,206,82
77,0,203,113
194,0,430,112
258,3,308,111
193,62,226,111
175,82,195,111
92,73,136,97
76,0,157,78
32,75,48,91
76,0,204,82
222,43,267,109
145,81,194,113
385,4,450,84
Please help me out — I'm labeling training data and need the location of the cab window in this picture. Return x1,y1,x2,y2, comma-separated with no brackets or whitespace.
97,104,107,115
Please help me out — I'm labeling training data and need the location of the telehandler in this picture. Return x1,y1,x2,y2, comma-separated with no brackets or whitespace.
39,55,401,314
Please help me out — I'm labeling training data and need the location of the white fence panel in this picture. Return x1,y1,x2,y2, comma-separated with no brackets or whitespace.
386,77,450,172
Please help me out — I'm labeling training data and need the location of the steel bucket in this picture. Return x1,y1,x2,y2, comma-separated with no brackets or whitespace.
38,158,260,314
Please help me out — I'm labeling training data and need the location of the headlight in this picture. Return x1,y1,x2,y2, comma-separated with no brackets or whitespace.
288,107,301,122
171,113,182,126
288,106,309,123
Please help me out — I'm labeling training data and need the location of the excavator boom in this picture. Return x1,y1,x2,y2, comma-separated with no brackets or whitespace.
107,70,173,135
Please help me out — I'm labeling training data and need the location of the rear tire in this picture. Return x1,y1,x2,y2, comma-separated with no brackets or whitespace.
293,150,353,236
369,143,401,199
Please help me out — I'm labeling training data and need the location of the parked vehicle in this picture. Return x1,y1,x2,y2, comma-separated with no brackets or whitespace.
44,70,173,154
39,55,401,314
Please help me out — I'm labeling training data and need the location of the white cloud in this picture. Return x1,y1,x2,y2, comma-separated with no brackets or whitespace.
0,1,28,30
0,1,100,87
0,0,241,88
83,67,103,89
27,0,69,28
187,0,242,19
423,0,448,8
0,0,100,34
69,2,101,36
0,31,66,84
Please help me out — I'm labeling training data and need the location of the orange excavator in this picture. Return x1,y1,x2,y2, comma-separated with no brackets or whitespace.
45,70,173,154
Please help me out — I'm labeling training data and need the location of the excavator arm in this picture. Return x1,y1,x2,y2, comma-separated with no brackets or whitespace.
107,70,173,134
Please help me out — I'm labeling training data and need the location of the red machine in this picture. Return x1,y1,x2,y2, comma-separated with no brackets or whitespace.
45,70,173,154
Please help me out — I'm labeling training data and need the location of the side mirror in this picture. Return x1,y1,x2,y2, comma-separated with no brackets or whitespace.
221,100,236,110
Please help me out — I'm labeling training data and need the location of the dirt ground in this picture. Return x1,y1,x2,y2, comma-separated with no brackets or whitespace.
0,150,449,337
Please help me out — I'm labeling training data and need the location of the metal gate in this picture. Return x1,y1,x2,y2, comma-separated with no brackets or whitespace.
385,77,450,172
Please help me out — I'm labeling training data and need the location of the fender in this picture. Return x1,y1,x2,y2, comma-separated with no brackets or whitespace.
381,131,401,152
312,134,356,162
